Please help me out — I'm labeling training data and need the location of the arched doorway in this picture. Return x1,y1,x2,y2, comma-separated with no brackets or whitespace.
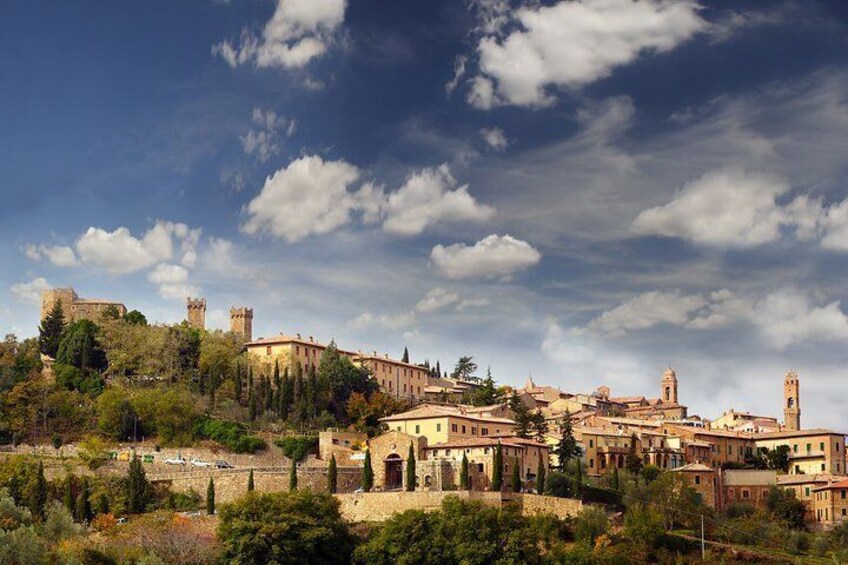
384,454,403,490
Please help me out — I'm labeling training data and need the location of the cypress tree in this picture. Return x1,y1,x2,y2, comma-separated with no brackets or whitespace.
362,450,373,492
208,368,217,409
264,375,273,412
76,479,92,523
247,469,254,492
96,494,109,516
273,361,281,416
575,460,583,497
460,453,470,490
306,366,318,421
328,455,338,494
511,459,522,493
435,360,441,378
30,461,48,519
289,461,298,491
402,347,409,364
248,375,257,422
405,443,416,492
126,455,149,514
611,465,620,491
536,459,546,494
279,368,290,420
38,300,66,357
64,477,75,515
234,361,243,404
492,443,503,491
206,478,215,515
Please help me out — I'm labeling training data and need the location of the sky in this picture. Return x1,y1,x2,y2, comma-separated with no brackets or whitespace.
2,0,848,430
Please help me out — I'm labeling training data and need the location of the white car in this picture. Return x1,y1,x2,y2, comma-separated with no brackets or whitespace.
164,456,186,465
190,458,212,468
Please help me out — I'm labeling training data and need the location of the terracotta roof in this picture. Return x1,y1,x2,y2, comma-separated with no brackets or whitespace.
722,470,777,486
380,405,515,425
664,425,753,439
425,437,548,450
777,474,835,486
813,478,848,491
610,396,646,404
672,463,714,472
753,428,846,440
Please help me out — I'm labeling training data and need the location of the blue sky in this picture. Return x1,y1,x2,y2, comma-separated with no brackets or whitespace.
3,0,848,429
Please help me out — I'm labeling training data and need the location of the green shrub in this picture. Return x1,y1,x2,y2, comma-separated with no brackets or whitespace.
724,502,756,519
574,506,609,545
274,436,318,462
166,489,201,511
195,419,266,453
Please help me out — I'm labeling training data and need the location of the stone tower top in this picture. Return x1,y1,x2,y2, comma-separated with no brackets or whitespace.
784,370,801,431
661,366,678,405
186,297,206,331
229,306,253,342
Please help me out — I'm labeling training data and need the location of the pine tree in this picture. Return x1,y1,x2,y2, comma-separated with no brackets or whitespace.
405,443,416,492
206,477,215,515
362,450,373,492
235,361,243,404
511,459,522,493
328,455,338,494
64,477,75,515
554,411,581,469
38,300,66,358
536,459,546,494
247,469,254,492
76,478,92,523
126,455,150,514
460,453,470,490
289,461,298,491
509,391,533,439
402,347,409,364
492,442,503,491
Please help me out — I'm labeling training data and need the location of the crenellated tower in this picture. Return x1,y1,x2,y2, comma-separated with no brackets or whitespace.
784,371,801,431
229,306,253,342
186,297,206,331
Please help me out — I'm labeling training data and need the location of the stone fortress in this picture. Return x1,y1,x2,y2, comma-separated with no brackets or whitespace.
40,287,126,324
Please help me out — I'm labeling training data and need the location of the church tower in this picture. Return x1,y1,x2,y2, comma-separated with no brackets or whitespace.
784,371,801,431
186,297,206,331
661,367,678,405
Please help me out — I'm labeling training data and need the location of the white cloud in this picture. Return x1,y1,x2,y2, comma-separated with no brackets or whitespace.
382,164,494,236
430,234,541,279
748,290,848,350
444,55,467,96
213,0,346,69
470,0,705,108
457,297,490,310
820,200,848,251
349,310,416,330
480,127,508,151
242,155,363,242
415,288,460,313
631,168,794,248
588,290,707,336
147,263,200,301
24,244,78,267
243,158,493,241
74,221,200,275
10,277,50,304
240,107,294,162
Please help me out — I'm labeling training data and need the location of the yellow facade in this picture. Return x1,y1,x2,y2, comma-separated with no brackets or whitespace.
813,479,848,528
754,430,846,475
381,405,515,445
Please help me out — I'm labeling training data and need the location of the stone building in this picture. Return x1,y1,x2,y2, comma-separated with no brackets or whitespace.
778,474,835,523
753,429,846,475
661,425,756,469
40,287,127,323
813,477,848,529
367,430,427,491
229,306,253,342
186,297,206,330
721,470,777,512
380,404,516,445
671,463,717,508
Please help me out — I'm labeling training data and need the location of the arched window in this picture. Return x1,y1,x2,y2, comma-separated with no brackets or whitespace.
665,386,671,401
787,397,795,409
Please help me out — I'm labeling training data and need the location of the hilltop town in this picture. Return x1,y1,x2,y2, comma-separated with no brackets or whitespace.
0,285,844,563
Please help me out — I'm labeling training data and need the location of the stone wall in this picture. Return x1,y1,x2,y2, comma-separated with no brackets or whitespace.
334,491,583,523
160,466,361,504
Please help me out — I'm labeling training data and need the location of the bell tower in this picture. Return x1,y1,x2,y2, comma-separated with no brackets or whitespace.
661,367,678,405
784,371,800,431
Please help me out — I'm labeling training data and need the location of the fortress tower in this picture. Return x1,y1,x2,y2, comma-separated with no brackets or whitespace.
229,306,253,342
40,287,79,321
186,297,206,331
661,367,678,405
784,371,801,431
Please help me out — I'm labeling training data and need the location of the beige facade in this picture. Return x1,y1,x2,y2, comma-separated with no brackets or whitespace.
813,478,848,529
754,429,846,475
380,404,515,445
662,425,756,468
357,352,430,401
40,287,126,323
671,463,717,508
575,427,685,477
713,409,779,432
367,430,427,490
721,470,777,512
777,474,834,523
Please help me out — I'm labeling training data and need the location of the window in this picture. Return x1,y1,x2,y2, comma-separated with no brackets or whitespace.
266,346,271,355
793,444,798,453
589,459,594,468
481,428,488,436
462,425,467,434
805,487,811,497
452,424,458,432
415,425,420,434
806,443,812,453
436,424,441,432
446,450,451,456
820,442,825,451
842,490,846,499
296,346,300,354
822,464,826,472
695,475,701,485
471,427,477,435
589,439,594,448
742,489,750,499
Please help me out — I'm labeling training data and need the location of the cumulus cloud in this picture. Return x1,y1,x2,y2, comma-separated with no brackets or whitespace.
213,0,346,69
415,288,460,312
632,168,799,248
480,127,508,151
24,244,78,267
147,263,200,300
382,165,494,236
588,290,707,336
243,158,494,241
74,221,201,275
469,0,705,108
748,290,848,350
10,277,51,304
430,234,541,279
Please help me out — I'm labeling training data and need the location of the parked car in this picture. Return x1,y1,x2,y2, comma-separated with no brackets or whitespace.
214,460,234,469
164,456,186,465
190,458,212,468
